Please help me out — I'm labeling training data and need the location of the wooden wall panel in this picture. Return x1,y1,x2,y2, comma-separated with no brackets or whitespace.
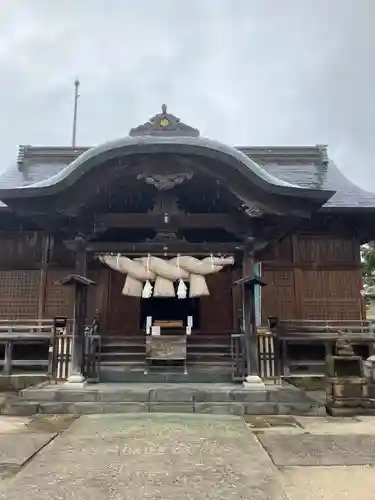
296,269,362,320
261,236,293,263
0,270,40,318
107,270,140,335
261,268,296,321
296,236,358,265
200,269,233,332
261,234,362,322
43,269,98,321
0,232,43,269
44,270,74,319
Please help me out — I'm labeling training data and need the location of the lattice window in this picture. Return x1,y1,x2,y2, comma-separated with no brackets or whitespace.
0,271,39,318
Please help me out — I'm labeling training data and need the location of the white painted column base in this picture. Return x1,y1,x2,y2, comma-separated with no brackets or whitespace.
243,374,266,390
64,373,87,388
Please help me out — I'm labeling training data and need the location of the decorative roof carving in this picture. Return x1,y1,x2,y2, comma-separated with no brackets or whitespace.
136,172,193,191
129,104,200,138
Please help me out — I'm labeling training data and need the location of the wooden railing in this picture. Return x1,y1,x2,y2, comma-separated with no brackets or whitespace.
231,331,281,381
0,319,55,375
0,318,101,381
231,334,246,381
273,319,375,376
50,332,101,382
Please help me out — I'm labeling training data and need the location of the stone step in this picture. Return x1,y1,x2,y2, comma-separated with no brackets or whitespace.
100,353,145,362
101,344,146,352
2,400,323,416
4,383,324,416
100,360,144,366
188,352,231,358
98,368,233,383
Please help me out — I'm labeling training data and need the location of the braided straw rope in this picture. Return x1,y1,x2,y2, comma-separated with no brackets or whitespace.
99,255,234,297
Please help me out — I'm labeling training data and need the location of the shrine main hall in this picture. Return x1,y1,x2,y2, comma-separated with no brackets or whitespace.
0,105,374,384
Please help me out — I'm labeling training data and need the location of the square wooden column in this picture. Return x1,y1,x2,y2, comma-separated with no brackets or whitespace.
234,239,267,389
56,274,96,386
57,237,95,386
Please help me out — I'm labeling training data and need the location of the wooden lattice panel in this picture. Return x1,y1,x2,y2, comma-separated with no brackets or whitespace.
299,269,362,320
296,236,358,264
261,269,296,321
0,270,40,318
301,300,361,320
302,270,361,299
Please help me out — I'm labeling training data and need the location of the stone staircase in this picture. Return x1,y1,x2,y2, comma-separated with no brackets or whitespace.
1,381,325,416
99,334,233,383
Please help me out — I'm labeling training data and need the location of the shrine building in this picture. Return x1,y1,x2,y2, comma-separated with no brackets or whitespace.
0,105,374,383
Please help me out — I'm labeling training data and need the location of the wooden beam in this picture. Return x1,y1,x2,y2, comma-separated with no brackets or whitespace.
81,240,243,254
93,213,247,231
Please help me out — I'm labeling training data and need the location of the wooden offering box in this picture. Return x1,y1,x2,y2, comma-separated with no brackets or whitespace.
146,335,187,361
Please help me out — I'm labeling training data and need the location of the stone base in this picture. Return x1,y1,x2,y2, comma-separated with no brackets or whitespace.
64,374,87,389
5,382,324,417
243,375,266,390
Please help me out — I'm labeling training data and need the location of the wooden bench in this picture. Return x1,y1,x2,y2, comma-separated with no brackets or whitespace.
273,320,375,376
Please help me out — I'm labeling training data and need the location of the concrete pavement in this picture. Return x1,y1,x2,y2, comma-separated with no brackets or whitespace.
0,414,374,499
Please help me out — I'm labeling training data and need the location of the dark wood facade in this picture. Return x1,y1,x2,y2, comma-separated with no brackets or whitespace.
0,107,374,382
0,222,363,326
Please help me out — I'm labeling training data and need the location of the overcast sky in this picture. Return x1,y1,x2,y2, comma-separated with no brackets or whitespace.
0,0,374,189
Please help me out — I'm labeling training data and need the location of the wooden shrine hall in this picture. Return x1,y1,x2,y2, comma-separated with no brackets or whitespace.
0,105,375,384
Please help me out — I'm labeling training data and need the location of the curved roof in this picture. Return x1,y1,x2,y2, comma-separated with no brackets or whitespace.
0,135,331,204
0,104,372,211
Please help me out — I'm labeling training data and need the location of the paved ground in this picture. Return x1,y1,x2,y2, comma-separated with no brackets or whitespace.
0,414,375,499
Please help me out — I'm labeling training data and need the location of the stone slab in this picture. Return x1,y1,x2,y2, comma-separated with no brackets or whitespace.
257,433,375,466
96,389,150,403
0,417,30,434
277,402,320,416
245,402,278,415
149,402,194,413
66,402,148,414
0,414,288,499
282,465,375,500
0,375,49,392
230,389,269,402
195,402,245,415
3,400,39,417
0,433,55,472
149,388,196,402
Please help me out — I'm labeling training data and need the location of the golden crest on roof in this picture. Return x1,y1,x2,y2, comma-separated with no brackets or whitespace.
129,104,200,137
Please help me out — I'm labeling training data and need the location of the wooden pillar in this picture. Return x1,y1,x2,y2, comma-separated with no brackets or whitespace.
37,234,50,319
71,282,87,379
75,237,88,380
242,254,259,377
235,237,267,385
56,273,95,385
58,236,93,385
75,236,88,276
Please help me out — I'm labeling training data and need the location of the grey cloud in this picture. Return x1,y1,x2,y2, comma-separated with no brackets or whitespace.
0,0,374,189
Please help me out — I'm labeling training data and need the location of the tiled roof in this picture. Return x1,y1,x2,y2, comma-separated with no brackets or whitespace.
0,142,373,210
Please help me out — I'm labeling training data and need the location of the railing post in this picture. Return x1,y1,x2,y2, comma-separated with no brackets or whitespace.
4,341,12,376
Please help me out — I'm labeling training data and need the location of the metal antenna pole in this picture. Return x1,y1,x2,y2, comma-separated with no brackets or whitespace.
72,79,80,149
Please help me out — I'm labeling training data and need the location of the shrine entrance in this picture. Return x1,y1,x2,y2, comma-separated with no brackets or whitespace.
140,293,201,331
